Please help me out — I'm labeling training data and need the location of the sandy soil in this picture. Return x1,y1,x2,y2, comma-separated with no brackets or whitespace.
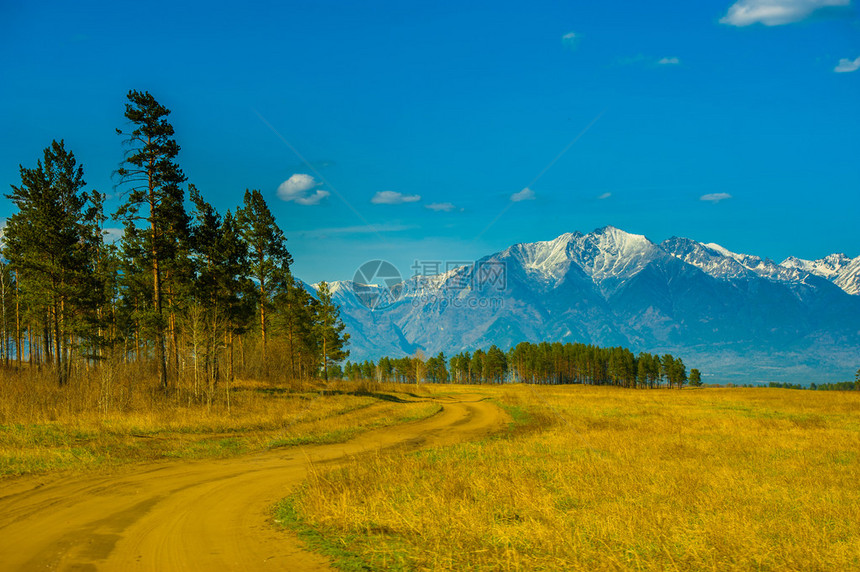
0,393,507,571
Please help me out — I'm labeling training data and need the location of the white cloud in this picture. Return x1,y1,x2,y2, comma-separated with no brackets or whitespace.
277,174,330,205
510,187,536,202
426,202,456,212
598,192,612,200
279,173,314,195
617,54,681,67
562,31,580,49
720,0,849,27
371,190,421,205
700,192,733,203
834,56,860,73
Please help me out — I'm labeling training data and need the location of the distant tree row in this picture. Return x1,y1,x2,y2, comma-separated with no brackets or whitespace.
342,341,702,389
1,90,349,391
774,373,860,391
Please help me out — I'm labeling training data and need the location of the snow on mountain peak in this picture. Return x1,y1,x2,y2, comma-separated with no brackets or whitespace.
575,227,658,285
503,231,581,284
589,226,653,254
780,253,849,279
702,242,756,265
661,238,755,281
679,241,805,283
781,253,860,295
330,227,859,306
502,227,659,291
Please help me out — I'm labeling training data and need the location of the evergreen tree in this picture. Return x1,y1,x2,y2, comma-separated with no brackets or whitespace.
470,349,485,383
484,345,507,383
314,281,349,380
637,352,651,389
660,354,674,388
187,190,255,390
272,277,314,380
378,356,393,382
426,351,448,383
689,368,702,387
114,90,187,391
4,140,101,385
236,189,292,370
674,357,687,389
0,262,13,365
218,211,256,383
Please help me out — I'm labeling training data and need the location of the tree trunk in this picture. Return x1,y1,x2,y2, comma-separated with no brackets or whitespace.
15,270,21,367
259,278,267,371
228,329,234,383
287,314,295,379
322,335,328,381
52,301,63,386
27,319,33,367
151,218,167,391
239,334,245,371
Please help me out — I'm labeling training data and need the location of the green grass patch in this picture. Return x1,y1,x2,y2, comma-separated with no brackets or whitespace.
274,497,412,571
267,428,360,449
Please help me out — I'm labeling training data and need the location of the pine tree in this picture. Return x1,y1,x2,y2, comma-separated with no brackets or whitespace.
81,190,114,361
188,189,253,389
426,351,448,383
116,221,153,365
272,277,315,380
313,281,349,381
114,90,187,391
0,262,13,365
484,345,507,383
188,186,224,391
4,140,101,385
470,349,485,383
689,368,702,387
218,211,255,384
236,189,292,371
675,357,687,389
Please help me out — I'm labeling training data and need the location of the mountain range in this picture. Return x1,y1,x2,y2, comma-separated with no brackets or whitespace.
318,226,860,384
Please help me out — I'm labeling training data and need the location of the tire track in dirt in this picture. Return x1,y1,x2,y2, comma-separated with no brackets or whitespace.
0,393,507,571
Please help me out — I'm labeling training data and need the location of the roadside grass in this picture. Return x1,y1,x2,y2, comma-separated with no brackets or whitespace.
281,385,860,571
0,371,442,476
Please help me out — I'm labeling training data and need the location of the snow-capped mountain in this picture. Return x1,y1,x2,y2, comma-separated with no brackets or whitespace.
781,253,860,296
319,226,860,384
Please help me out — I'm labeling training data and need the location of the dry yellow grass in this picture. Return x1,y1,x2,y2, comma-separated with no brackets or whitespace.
0,367,441,476
287,385,860,571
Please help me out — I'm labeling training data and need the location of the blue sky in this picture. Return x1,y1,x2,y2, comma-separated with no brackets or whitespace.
2,0,858,283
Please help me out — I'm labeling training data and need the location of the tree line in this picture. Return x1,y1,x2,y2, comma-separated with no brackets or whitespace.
343,341,703,389
772,378,860,391
1,90,349,392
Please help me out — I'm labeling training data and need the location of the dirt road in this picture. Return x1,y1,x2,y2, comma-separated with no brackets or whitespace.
0,393,506,571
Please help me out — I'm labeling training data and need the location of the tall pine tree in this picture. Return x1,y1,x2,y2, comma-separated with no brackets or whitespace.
114,90,187,391
4,140,102,385
314,281,349,381
236,189,292,372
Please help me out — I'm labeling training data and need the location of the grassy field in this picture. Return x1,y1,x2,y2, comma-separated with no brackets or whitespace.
280,384,860,571
0,369,441,476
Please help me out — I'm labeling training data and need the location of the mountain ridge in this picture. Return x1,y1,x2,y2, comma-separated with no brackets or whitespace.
316,226,860,384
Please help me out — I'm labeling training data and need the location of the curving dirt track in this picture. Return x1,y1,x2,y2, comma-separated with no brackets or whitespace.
0,393,507,571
